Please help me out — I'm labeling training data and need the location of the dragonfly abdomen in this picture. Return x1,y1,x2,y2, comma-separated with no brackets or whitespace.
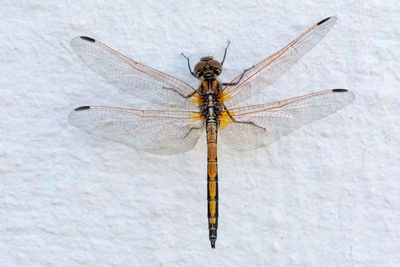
206,119,218,249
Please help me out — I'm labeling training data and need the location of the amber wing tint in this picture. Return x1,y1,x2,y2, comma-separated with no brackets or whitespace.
69,106,203,155
222,17,337,107
71,37,198,109
220,89,354,150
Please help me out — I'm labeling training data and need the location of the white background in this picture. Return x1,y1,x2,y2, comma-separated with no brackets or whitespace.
1,1,399,266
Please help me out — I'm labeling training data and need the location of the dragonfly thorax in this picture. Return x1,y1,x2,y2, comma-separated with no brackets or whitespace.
199,79,223,124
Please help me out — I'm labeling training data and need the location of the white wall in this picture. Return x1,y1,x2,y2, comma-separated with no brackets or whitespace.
1,0,399,266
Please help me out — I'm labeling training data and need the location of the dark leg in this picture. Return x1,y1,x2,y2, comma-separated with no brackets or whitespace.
221,67,250,86
184,126,203,139
162,86,198,99
181,52,197,78
220,40,231,66
223,105,265,130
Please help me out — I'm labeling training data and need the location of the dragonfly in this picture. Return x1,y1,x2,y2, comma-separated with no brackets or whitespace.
69,16,354,249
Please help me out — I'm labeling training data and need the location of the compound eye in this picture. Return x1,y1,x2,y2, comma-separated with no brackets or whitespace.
194,61,207,73
208,60,222,69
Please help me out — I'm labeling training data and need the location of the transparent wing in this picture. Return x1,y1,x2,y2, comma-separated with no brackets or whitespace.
220,89,354,150
222,17,337,107
70,37,199,109
69,106,204,155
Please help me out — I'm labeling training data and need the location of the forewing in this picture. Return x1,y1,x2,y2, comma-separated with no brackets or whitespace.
69,106,204,155
71,37,199,109
222,17,337,107
220,89,354,150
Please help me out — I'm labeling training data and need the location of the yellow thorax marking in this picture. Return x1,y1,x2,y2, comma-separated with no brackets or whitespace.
185,110,235,129
219,110,235,129
186,112,203,126
220,91,232,103
189,94,202,103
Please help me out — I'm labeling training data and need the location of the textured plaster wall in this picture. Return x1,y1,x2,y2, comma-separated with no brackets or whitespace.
1,0,399,266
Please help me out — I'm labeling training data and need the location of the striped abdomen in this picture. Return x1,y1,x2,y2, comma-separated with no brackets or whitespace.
206,120,218,249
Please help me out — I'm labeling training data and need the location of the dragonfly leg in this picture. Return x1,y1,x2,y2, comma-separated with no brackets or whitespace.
181,52,197,78
223,105,266,130
184,126,203,139
162,86,198,99
220,40,231,66
221,67,251,86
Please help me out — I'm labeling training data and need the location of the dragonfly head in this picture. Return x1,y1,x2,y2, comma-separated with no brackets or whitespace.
194,56,222,79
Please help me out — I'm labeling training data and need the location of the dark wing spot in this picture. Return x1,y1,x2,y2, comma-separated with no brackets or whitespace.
80,36,95,42
332,89,348,93
317,17,331,25
74,106,90,111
